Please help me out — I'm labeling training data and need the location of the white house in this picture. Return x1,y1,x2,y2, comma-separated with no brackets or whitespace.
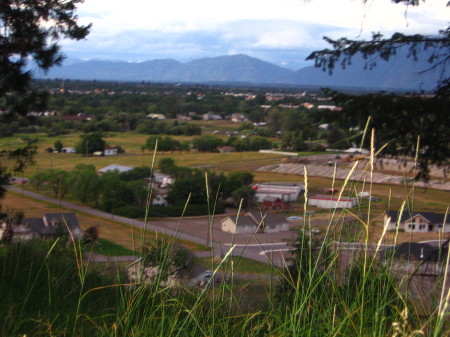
147,113,166,120
202,113,222,120
230,113,249,123
384,210,450,233
98,164,133,174
253,182,304,203
220,211,289,234
61,147,76,153
104,146,118,156
308,195,358,209
153,173,175,188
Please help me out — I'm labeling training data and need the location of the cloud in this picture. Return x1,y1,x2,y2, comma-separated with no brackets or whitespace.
62,0,448,68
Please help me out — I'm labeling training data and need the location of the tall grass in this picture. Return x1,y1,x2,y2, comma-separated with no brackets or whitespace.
1,130,449,336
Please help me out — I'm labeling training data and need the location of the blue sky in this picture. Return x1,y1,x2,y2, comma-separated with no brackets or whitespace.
61,0,449,70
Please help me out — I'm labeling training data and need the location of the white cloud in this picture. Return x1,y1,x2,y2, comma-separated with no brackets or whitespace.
64,0,448,66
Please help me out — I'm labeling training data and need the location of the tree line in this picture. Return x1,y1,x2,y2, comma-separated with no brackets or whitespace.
29,161,255,218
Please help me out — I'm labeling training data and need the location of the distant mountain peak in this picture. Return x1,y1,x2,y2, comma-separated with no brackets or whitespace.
34,53,446,91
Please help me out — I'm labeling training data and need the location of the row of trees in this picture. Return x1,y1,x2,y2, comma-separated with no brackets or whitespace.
30,165,152,211
141,134,275,153
160,158,255,208
29,160,255,217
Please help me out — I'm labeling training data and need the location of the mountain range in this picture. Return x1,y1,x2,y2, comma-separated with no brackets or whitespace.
34,53,446,92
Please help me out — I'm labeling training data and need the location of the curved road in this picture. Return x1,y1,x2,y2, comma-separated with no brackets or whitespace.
8,186,288,267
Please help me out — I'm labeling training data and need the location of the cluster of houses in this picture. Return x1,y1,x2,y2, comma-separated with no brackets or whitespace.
98,164,174,207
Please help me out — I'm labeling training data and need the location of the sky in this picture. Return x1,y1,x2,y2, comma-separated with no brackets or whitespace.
61,0,449,70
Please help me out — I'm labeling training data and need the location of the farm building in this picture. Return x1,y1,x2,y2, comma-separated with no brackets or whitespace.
253,182,304,203
308,195,358,209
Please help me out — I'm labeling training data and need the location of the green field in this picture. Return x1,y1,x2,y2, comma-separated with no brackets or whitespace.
1,131,286,175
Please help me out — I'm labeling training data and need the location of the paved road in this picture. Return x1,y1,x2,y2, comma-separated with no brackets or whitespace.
9,187,393,269
9,186,206,245
8,186,291,267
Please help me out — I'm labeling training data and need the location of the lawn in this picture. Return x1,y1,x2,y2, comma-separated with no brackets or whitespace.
195,256,279,275
89,238,136,256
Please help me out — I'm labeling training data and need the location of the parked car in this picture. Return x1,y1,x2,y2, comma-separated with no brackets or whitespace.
311,227,321,234
203,270,212,281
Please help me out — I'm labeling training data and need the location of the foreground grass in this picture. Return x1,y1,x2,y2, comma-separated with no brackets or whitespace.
1,231,448,337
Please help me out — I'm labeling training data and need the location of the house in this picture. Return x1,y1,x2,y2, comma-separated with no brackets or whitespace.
0,213,83,241
253,182,304,203
176,114,192,121
220,211,289,234
383,210,450,233
217,146,235,153
61,147,76,153
104,146,118,156
153,172,175,188
381,241,450,314
308,195,358,209
202,113,222,120
230,113,249,123
98,164,133,174
221,215,258,234
147,113,166,120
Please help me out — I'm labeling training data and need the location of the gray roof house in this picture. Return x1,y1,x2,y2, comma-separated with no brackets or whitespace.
221,211,289,234
381,240,450,315
1,213,84,241
384,210,449,233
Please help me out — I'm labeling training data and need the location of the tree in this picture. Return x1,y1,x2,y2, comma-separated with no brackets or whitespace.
1,208,25,244
75,132,106,156
0,0,91,118
192,135,223,152
119,166,153,182
83,226,99,246
0,1,89,198
0,144,37,198
54,140,64,153
223,171,254,198
68,164,101,203
306,1,449,179
142,135,181,152
159,158,177,174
